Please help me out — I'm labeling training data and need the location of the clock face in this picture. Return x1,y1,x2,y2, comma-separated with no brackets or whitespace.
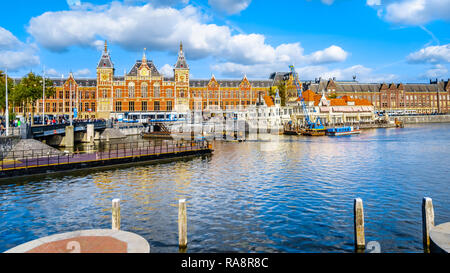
140,68,149,77
101,73,109,81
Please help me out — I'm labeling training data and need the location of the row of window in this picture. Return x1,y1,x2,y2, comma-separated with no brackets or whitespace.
115,101,173,112
37,102,96,113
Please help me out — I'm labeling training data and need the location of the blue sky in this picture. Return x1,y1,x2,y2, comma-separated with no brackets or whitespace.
0,0,449,83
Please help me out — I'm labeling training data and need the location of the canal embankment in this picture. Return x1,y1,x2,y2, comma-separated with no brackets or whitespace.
394,114,450,124
0,140,212,179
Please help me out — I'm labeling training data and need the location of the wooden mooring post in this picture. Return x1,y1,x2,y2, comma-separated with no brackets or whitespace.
354,198,365,251
178,199,187,249
422,197,434,252
112,199,121,230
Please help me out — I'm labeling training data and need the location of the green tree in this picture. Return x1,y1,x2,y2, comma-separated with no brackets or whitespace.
277,82,287,106
13,72,55,124
268,86,276,97
328,93,338,99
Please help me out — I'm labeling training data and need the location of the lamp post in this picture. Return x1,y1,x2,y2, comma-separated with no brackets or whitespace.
70,80,73,126
5,68,9,136
42,66,45,125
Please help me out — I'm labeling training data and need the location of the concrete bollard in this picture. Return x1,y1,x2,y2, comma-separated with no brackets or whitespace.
354,198,365,250
65,126,74,148
87,124,94,143
178,199,187,249
422,197,434,251
112,199,121,230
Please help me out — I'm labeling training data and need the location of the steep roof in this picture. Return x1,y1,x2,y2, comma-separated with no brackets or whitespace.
97,41,114,69
128,60,161,76
175,42,189,69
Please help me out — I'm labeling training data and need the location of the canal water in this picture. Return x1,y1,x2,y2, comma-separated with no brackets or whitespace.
0,123,449,253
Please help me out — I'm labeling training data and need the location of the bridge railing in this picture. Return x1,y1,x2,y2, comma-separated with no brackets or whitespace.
0,139,210,172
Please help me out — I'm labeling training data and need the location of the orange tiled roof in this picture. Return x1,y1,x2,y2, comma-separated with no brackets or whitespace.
302,90,316,101
330,99,347,106
341,96,373,106
263,96,274,107
354,98,372,106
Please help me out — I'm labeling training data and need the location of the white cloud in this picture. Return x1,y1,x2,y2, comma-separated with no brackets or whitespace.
74,68,91,77
366,0,381,6
208,0,252,15
407,44,450,64
0,27,22,50
369,0,450,25
27,2,348,71
0,27,40,71
160,64,174,77
421,64,448,79
307,45,348,65
321,0,335,5
46,68,61,77
67,0,81,7
211,61,396,83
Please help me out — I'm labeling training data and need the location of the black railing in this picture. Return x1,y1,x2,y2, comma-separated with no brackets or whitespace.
30,121,107,137
0,139,210,172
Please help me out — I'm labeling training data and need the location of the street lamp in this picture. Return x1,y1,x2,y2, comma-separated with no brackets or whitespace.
70,79,73,126
5,68,9,136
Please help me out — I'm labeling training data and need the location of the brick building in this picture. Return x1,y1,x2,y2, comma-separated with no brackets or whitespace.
302,78,450,114
30,42,272,120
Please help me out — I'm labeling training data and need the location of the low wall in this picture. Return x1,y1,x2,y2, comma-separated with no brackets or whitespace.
114,123,146,136
394,115,450,124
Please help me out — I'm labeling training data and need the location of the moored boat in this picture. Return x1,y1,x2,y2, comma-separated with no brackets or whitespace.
326,126,361,136
300,128,327,136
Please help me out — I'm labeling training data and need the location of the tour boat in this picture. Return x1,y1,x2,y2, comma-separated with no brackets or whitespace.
326,126,361,136
300,128,327,136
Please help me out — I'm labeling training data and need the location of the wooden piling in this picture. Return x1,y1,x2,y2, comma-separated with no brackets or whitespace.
354,198,365,250
178,199,187,249
112,199,121,230
422,197,434,251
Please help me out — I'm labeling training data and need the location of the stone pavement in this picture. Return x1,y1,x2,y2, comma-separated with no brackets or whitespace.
4,229,150,253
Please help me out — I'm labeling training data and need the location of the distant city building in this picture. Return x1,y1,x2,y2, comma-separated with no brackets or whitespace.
302,78,450,114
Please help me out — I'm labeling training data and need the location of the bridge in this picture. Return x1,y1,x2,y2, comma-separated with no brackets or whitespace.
30,121,108,138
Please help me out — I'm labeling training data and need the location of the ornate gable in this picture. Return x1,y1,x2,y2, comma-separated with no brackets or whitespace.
240,75,250,88
389,83,397,91
208,75,219,88
326,79,337,91
380,83,388,92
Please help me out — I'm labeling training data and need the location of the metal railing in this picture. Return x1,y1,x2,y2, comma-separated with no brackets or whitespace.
0,139,210,172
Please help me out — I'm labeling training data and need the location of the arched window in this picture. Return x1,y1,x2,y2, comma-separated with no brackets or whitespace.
141,83,148,98
166,89,173,98
153,83,160,98
128,82,135,98
116,89,122,98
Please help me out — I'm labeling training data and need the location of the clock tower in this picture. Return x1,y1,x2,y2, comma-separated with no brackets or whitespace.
96,40,114,119
174,42,190,112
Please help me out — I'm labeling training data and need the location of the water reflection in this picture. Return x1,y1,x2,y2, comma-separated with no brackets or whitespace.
0,124,449,253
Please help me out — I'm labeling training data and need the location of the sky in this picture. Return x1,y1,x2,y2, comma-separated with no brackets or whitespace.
0,0,449,83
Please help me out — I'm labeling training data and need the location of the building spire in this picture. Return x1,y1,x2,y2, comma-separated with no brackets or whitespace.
142,48,147,63
104,40,108,53
174,41,188,69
